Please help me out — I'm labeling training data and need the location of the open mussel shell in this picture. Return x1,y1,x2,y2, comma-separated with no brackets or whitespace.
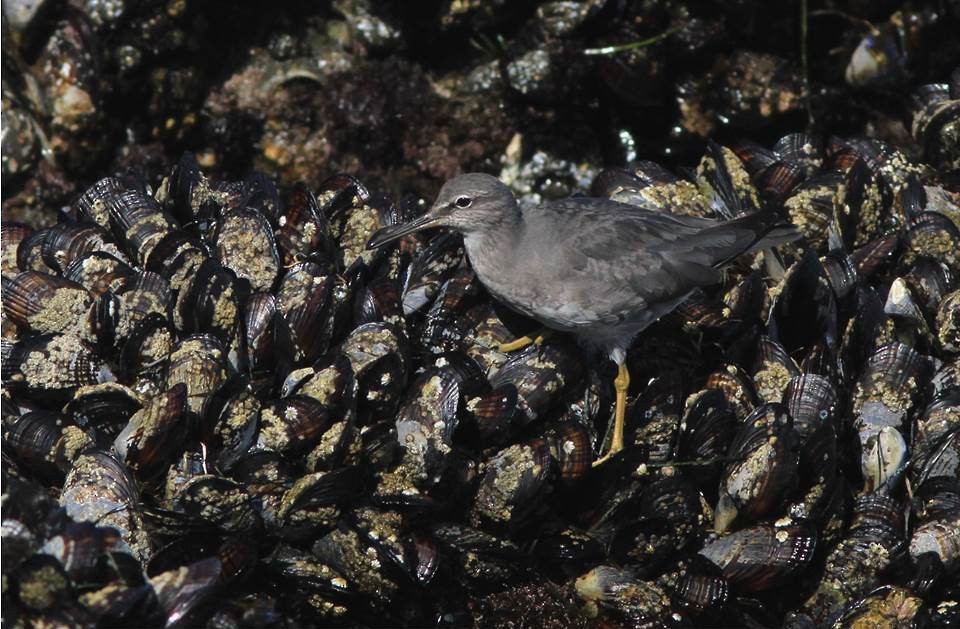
860,425,909,493
699,524,816,592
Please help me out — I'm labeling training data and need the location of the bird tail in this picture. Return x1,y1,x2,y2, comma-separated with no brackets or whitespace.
750,221,802,252
700,211,802,269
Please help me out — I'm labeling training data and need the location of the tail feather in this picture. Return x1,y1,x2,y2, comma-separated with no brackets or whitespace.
750,222,802,252
689,211,801,269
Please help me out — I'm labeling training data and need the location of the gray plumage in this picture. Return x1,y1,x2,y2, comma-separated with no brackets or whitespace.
368,172,799,364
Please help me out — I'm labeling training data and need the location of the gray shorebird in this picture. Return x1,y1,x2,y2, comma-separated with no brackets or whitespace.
367,173,799,465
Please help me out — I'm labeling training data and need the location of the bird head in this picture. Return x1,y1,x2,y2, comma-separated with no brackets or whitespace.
367,173,517,249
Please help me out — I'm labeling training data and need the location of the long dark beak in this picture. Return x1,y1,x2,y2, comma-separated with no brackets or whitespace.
366,207,447,249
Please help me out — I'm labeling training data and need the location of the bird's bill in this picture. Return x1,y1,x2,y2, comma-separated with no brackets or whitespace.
366,207,448,249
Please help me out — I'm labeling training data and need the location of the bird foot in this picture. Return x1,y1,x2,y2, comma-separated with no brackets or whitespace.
593,362,629,467
498,329,552,352
591,446,622,467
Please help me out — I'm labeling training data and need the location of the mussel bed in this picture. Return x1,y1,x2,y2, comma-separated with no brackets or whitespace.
4,123,960,626
3,1,960,627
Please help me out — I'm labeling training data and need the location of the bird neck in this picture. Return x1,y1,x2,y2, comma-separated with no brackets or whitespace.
462,205,523,283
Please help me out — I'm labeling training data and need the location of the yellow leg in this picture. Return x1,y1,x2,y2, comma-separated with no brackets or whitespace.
498,328,552,352
593,362,629,467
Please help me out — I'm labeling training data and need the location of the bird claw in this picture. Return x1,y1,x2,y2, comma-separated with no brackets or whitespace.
592,441,625,467
498,329,552,353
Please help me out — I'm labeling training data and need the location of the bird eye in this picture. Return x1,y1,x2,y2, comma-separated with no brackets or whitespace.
454,196,472,208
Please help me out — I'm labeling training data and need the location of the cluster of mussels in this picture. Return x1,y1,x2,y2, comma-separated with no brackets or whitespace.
3,73,960,627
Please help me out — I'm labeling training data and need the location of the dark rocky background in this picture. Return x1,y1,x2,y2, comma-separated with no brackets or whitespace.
4,0,958,225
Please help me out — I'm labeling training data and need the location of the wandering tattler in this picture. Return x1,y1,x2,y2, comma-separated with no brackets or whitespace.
367,173,799,465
